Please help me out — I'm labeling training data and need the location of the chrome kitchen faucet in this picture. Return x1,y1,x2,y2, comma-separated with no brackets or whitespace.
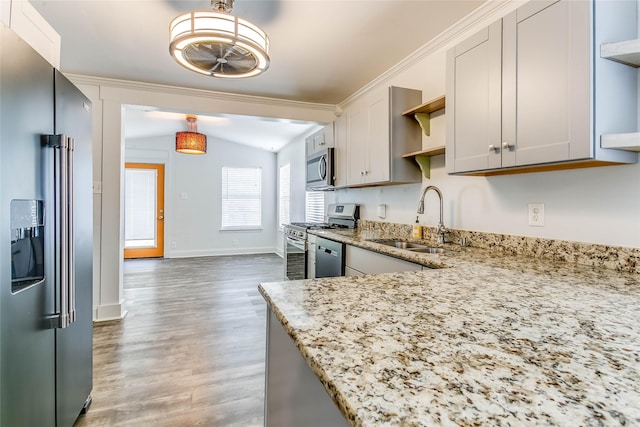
417,185,448,244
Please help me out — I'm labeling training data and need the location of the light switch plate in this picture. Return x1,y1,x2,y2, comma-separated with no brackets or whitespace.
528,203,544,226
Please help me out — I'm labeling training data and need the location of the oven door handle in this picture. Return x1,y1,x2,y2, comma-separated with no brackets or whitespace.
285,236,306,251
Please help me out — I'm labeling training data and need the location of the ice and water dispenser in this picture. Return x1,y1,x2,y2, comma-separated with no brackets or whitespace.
10,200,45,292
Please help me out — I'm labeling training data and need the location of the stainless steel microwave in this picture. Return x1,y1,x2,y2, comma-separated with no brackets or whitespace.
306,147,334,191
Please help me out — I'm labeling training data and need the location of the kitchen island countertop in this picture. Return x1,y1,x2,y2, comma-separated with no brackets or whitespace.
259,229,640,426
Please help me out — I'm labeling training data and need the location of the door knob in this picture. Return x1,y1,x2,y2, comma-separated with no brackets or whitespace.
158,216,164,220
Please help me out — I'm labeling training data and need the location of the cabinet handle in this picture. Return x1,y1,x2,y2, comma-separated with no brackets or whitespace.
502,141,512,150
489,144,499,152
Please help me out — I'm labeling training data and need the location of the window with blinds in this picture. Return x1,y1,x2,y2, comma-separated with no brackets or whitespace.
221,167,262,230
124,168,157,248
278,164,290,229
305,191,325,223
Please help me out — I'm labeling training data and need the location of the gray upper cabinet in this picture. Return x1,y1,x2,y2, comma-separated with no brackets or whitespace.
446,0,638,175
446,20,502,173
345,100,368,185
305,123,334,157
503,0,590,167
333,114,348,187
341,86,422,187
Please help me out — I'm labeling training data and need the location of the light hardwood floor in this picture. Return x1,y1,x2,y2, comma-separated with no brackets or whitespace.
74,254,285,427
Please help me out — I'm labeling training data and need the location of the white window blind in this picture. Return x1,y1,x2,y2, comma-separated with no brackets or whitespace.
124,168,156,246
278,164,290,228
221,167,262,230
305,191,325,223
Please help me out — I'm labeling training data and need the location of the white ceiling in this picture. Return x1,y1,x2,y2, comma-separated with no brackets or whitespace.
30,0,486,151
124,106,324,151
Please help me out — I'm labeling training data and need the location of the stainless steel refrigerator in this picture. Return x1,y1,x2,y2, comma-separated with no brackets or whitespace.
0,23,93,426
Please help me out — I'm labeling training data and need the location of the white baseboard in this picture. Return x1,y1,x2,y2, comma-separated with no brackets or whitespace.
166,247,277,258
93,301,127,322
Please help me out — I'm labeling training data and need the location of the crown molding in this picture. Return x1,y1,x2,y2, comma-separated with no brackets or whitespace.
339,0,522,107
66,73,338,113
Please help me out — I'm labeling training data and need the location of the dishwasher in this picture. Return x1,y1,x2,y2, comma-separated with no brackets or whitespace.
315,236,345,278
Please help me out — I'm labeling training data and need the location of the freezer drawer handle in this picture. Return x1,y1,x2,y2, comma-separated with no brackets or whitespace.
43,134,76,328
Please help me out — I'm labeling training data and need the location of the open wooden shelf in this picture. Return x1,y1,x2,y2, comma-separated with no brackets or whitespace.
601,39,640,68
401,96,446,179
402,95,446,116
601,132,640,152
401,95,446,138
599,40,640,153
402,145,446,179
402,146,446,158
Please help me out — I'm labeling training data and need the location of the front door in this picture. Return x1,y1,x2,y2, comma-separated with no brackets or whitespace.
124,163,165,259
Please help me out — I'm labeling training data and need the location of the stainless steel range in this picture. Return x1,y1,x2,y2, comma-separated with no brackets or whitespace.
283,203,359,280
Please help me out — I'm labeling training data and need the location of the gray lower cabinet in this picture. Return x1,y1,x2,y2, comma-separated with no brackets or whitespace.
345,266,365,276
446,0,638,175
264,308,348,427
345,245,423,275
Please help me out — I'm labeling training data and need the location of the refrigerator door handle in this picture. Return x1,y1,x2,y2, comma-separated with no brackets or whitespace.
43,134,75,328
67,137,76,324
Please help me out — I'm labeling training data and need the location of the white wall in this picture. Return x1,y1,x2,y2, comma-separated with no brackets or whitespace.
274,128,321,255
126,134,278,257
331,2,640,249
276,137,307,224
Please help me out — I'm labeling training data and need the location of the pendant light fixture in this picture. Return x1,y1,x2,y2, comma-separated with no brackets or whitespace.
176,115,207,155
169,0,270,78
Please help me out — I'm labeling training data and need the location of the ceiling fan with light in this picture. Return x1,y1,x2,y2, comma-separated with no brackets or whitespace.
169,0,270,78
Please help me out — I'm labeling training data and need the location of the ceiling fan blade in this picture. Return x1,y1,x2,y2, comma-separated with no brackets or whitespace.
183,41,258,76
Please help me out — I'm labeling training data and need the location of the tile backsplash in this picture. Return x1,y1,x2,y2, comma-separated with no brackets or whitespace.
358,220,640,274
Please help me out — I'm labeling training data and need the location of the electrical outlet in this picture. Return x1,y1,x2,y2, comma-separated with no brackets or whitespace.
232,239,238,246
170,242,177,249
528,203,544,226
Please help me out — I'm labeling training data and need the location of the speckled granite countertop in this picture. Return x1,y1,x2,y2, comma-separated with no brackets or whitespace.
259,229,640,426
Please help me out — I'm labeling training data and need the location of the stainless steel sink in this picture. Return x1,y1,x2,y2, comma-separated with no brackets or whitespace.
367,239,444,254
411,247,444,254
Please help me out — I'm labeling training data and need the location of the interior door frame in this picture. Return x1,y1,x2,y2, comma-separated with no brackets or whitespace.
123,162,165,259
